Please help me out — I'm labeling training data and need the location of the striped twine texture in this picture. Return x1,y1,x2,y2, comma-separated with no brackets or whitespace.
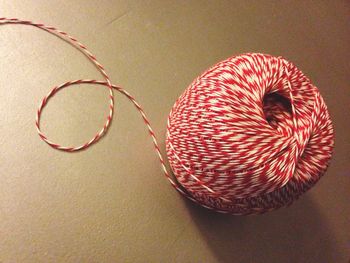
1,18,334,215
166,53,334,214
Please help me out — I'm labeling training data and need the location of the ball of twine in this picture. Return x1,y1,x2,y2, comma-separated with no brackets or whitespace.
2,18,334,215
166,53,334,214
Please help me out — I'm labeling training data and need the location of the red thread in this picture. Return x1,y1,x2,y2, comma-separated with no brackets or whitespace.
1,18,334,214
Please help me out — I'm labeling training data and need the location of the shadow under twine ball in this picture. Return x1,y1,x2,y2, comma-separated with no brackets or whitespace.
166,53,334,215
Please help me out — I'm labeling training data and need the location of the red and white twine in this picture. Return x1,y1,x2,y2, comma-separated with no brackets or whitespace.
1,18,334,215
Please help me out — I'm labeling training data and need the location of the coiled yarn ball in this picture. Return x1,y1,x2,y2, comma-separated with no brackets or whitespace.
166,53,334,215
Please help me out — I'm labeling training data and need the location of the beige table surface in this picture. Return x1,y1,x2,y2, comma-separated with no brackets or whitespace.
1,1,349,262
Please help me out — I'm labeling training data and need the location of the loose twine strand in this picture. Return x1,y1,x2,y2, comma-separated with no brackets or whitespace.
0,17,199,206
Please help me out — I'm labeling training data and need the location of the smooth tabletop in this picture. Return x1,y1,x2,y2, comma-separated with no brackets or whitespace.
1,1,349,262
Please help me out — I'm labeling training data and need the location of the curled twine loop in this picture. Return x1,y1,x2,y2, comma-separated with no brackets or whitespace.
0,17,194,205
1,18,334,215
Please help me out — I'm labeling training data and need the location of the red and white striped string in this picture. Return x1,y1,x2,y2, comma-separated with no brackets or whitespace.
1,18,334,215
0,17,199,208
166,53,334,214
